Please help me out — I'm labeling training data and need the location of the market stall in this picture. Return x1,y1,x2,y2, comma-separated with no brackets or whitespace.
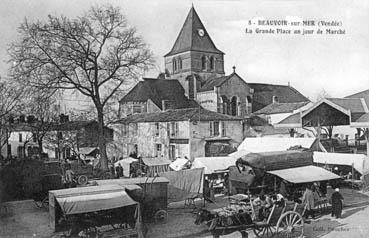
49,184,142,237
141,157,171,176
114,157,138,177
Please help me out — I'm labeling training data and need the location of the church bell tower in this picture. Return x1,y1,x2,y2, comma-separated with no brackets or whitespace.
164,6,225,98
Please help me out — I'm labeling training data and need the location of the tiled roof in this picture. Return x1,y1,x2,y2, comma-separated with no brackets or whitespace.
198,74,232,92
277,112,301,125
326,98,366,113
248,83,309,112
115,108,242,124
254,102,310,115
119,78,198,110
164,7,223,57
345,89,369,107
253,125,290,135
354,113,369,123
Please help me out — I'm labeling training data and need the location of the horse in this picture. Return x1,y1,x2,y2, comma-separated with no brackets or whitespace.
194,208,252,238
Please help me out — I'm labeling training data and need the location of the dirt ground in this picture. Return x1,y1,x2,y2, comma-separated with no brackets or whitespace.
1,188,368,238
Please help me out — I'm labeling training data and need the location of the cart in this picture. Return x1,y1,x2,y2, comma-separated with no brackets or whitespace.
195,197,307,238
49,184,143,237
94,177,170,224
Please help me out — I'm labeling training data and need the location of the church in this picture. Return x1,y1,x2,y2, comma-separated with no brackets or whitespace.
119,6,308,119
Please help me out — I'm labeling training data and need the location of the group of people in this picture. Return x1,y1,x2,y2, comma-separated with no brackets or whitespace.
251,183,344,222
302,183,344,219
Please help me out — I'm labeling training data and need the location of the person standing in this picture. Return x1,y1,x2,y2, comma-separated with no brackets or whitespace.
302,184,315,219
65,164,75,188
331,188,344,218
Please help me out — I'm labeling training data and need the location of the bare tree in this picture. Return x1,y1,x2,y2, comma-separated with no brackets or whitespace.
0,78,25,154
8,5,154,170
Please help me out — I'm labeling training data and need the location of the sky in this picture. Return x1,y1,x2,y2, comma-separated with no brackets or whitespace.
0,0,368,101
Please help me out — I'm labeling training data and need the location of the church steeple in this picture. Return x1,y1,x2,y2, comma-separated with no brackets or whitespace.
164,7,225,97
165,6,224,57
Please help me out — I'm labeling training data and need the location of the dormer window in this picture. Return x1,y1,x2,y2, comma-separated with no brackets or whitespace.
272,96,279,104
210,56,215,70
201,55,206,70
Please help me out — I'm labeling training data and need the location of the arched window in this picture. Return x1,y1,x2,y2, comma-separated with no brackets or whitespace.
201,55,206,70
210,56,215,70
178,58,182,70
230,96,238,116
220,96,229,115
172,58,177,72
246,96,252,114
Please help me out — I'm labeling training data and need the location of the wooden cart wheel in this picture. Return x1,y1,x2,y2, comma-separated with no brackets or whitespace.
154,210,168,223
276,211,304,238
253,225,275,238
77,175,88,185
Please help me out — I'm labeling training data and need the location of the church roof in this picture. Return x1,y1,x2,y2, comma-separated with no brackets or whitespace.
165,7,224,57
254,102,310,115
119,78,199,110
248,83,309,112
198,74,233,92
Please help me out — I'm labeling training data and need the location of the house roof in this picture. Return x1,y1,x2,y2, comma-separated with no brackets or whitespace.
275,112,302,128
345,89,369,107
115,108,242,124
119,78,198,110
164,7,224,57
276,97,369,128
254,102,310,115
326,98,366,113
248,83,309,112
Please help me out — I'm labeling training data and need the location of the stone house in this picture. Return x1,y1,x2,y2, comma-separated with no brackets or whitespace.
112,108,244,160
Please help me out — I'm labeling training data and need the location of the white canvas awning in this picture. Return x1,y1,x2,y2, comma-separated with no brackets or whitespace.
313,152,369,175
169,158,190,171
56,190,137,215
191,156,238,174
237,137,317,153
268,165,340,184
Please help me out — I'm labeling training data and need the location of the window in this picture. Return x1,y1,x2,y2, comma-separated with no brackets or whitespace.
132,105,142,114
169,122,179,137
169,144,176,160
155,144,162,157
246,96,252,114
19,133,22,143
210,121,220,137
178,58,182,70
172,58,177,72
155,122,160,136
210,56,214,70
221,121,226,136
201,55,206,70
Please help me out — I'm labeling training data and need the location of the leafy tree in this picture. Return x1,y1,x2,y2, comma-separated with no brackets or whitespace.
8,5,153,170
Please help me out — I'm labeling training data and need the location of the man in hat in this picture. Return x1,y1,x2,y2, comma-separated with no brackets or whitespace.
331,188,344,218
